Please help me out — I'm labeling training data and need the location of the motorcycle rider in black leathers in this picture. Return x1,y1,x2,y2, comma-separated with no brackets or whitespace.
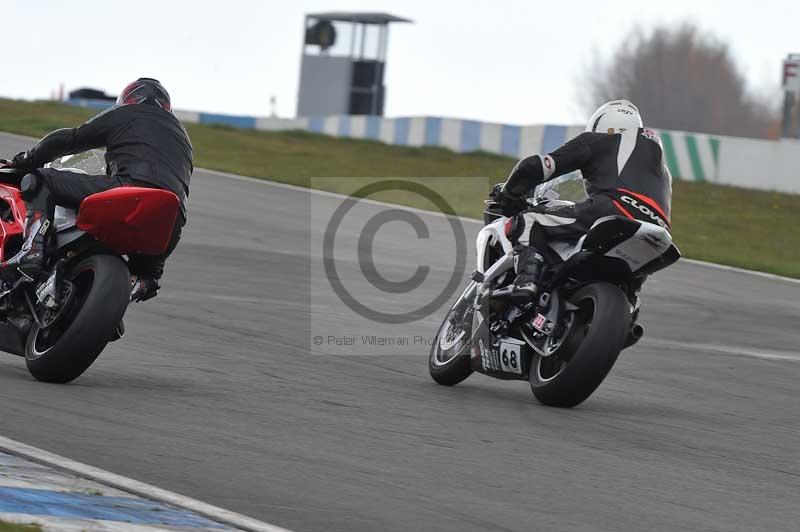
493,100,673,300
6,78,193,302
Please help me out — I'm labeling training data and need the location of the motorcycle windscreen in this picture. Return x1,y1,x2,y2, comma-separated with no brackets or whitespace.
76,187,179,255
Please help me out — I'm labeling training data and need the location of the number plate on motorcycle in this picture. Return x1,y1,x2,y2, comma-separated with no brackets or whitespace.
499,340,523,375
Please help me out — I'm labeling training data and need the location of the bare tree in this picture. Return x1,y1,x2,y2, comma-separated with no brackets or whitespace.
579,23,777,138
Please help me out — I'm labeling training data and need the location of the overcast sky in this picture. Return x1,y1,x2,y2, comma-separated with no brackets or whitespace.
4,0,797,125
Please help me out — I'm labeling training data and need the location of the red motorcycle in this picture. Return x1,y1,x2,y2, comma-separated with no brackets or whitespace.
0,151,179,383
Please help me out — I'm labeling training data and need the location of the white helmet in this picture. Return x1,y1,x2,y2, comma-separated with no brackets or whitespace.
586,100,643,134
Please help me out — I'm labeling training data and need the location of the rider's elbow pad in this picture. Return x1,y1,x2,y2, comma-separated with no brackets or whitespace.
505,154,552,196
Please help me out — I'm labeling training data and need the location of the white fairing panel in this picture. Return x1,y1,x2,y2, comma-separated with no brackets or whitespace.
476,217,514,273
605,223,673,272
479,213,672,275
54,206,77,231
548,238,585,262
54,206,86,248
548,217,673,270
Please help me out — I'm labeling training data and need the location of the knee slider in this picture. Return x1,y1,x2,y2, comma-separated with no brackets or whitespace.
20,172,41,200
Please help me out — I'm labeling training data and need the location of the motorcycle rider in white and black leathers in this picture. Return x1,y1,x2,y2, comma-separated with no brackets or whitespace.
6,78,193,302
492,100,673,301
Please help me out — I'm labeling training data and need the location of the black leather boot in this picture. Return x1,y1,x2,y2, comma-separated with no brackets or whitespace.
1,210,52,280
130,276,160,302
512,245,544,301
2,173,56,281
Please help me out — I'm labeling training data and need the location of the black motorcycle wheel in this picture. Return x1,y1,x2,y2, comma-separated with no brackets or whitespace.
25,254,130,383
529,282,629,408
429,286,475,386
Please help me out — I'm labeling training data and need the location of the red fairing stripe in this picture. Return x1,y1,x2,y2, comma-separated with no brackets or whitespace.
617,188,670,222
504,217,515,237
612,200,635,220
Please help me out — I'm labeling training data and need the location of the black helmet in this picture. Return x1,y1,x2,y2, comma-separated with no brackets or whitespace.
116,78,171,112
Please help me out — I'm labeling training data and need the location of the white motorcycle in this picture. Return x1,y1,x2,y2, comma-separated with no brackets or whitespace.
429,181,680,407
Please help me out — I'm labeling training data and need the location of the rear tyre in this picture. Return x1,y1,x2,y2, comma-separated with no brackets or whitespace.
25,254,130,383
529,282,629,408
429,285,475,386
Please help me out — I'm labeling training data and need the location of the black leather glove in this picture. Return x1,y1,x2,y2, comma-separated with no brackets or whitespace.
489,182,526,214
489,182,505,200
11,151,35,172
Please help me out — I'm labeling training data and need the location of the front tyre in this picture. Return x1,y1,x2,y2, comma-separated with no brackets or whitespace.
25,254,131,383
529,282,629,408
429,285,476,386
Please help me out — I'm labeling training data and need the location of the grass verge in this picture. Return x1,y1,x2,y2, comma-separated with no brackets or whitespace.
0,520,41,532
0,98,798,278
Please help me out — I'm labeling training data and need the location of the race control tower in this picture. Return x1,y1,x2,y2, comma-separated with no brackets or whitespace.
297,11,412,117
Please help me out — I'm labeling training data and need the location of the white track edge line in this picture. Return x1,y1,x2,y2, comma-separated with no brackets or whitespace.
0,435,292,532
199,168,800,286
646,338,800,362
679,258,800,285
198,167,484,225
1,130,797,286
0,131,43,142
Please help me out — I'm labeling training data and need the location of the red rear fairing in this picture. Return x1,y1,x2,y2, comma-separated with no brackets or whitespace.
76,187,180,255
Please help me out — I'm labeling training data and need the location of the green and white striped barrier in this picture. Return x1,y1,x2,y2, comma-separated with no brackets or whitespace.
659,131,720,183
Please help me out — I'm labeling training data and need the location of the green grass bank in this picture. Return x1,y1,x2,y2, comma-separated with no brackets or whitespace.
0,98,797,278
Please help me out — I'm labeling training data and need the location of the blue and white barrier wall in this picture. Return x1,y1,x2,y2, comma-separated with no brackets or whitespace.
66,99,800,195
258,115,586,158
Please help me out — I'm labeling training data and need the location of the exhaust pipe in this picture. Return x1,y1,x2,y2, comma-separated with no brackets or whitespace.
625,323,644,349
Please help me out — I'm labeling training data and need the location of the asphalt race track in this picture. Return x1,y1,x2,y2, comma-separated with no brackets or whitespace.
0,131,799,531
